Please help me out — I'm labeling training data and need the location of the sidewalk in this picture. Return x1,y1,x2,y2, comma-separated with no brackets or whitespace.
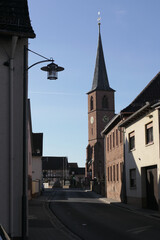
28,190,160,240
28,194,81,240
99,196,160,220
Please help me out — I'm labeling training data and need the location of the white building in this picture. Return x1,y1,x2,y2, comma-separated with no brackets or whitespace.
0,1,35,238
119,73,160,210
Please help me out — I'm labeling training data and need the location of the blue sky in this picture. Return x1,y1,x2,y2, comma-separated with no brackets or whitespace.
28,0,160,167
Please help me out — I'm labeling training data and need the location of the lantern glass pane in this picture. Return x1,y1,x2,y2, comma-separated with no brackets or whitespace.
47,70,58,80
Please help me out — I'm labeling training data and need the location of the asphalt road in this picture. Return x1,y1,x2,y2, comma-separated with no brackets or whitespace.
48,189,160,240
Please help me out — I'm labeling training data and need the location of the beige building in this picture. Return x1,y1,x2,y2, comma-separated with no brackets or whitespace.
119,102,160,210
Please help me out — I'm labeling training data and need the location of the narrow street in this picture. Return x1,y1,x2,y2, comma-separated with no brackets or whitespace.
47,189,160,240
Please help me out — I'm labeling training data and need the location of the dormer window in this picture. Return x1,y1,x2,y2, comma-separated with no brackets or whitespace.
102,95,108,109
90,96,94,110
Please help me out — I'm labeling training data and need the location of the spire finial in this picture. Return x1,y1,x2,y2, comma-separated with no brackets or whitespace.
97,11,101,31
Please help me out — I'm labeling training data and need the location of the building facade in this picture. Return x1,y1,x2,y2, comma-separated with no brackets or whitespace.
0,0,35,238
119,102,160,210
119,72,160,210
86,23,115,185
102,115,125,201
42,157,69,187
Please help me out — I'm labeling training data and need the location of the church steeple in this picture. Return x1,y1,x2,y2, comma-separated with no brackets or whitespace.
90,15,114,93
86,13,115,183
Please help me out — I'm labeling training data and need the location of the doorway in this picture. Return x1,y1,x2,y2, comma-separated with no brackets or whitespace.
146,165,158,210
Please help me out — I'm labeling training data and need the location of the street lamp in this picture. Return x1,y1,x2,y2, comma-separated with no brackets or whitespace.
26,47,64,79
22,45,64,239
41,61,64,80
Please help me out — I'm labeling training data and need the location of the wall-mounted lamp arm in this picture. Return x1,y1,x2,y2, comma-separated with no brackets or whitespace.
27,59,53,70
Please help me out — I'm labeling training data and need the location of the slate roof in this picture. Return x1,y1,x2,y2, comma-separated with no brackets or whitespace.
32,133,43,156
42,157,68,171
68,163,78,168
0,0,35,38
102,114,120,136
121,72,160,114
88,26,114,94
69,167,85,175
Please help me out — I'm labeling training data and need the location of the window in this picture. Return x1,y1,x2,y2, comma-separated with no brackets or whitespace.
90,96,93,110
107,137,109,151
110,135,112,150
108,167,110,181
130,169,136,188
91,128,93,135
110,166,112,181
117,164,119,181
129,131,135,151
145,122,153,144
120,129,123,143
113,165,115,181
113,131,115,148
120,162,123,181
116,129,118,146
102,95,108,108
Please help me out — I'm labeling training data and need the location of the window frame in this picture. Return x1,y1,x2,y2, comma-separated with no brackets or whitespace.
145,121,153,145
116,129,118,146
102,95,108,109
129,168,136,188
113,131,115,148
129,131,135,151
117,164,119,181
107,137,109,152
90,96,93,111
110,134,112,150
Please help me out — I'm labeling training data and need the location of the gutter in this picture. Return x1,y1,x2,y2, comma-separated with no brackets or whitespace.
101,114,120,136
118,102,151,128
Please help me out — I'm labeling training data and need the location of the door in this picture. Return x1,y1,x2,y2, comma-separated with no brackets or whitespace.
146,165,158,210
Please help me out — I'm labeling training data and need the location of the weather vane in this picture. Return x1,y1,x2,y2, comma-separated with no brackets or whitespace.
97,11,101,25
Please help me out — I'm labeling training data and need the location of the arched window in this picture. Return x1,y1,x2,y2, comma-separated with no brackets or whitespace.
102,95,108,109
90,96,93,110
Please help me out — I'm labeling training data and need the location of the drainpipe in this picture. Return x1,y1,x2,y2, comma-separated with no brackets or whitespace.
9,36,18,237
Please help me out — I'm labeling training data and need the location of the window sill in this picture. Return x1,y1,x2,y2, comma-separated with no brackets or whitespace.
129,148,136,152
145,142,154,147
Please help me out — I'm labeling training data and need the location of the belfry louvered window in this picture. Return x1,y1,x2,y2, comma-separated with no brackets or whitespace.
90,96,93,110
102,95,108,108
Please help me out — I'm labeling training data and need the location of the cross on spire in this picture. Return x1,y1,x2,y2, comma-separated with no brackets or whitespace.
97,11,101,32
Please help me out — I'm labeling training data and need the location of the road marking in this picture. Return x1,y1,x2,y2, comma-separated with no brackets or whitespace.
28,215,37,219
82,223,87,226
126,226,152,234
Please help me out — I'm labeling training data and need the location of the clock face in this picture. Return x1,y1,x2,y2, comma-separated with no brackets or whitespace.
103,115,109,123
90,116,94,124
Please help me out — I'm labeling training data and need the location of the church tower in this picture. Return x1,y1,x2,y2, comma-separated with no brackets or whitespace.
86,16,115,184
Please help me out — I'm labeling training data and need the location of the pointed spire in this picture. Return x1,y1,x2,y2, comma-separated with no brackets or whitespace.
90,13,114,92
